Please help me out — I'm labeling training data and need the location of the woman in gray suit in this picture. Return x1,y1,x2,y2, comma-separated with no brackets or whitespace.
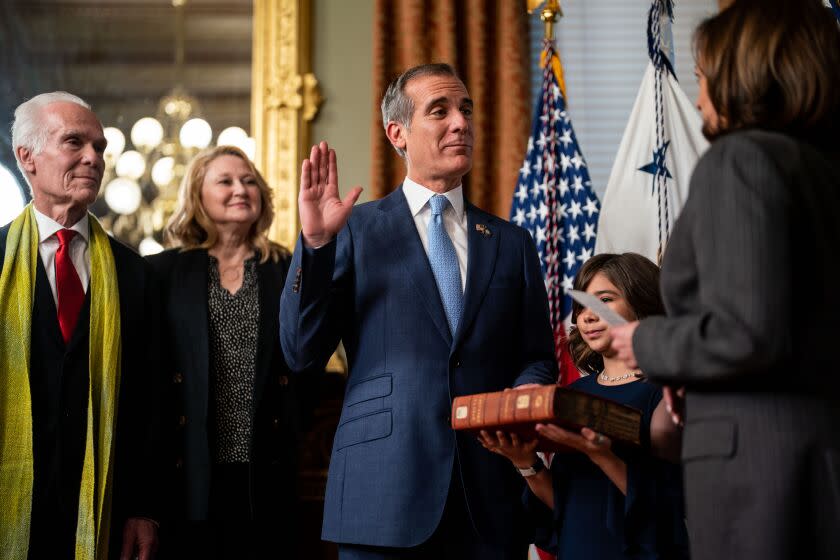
610,1,840,559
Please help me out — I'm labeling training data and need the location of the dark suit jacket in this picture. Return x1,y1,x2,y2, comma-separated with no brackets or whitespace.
0,220,164,559
280,187,557,548
146,248,300,524
633,130,840,559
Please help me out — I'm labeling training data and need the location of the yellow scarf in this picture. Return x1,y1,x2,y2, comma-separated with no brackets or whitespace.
0,205,122,560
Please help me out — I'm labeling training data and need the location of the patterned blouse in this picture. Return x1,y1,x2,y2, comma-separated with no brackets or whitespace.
207,254,259,463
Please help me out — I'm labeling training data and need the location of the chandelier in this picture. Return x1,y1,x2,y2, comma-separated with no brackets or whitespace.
97,0,254,255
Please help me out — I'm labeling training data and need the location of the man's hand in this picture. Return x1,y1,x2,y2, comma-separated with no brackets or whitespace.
120,517,158,560
478,430,539,469
299,141,363,248
609,321,639,369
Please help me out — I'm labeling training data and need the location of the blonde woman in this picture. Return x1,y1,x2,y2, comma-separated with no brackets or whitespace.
148,146,300,558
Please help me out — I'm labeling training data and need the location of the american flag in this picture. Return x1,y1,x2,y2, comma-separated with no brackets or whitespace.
511,40,600,386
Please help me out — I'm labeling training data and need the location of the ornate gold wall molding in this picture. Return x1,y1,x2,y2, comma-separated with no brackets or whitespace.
252,0,323,250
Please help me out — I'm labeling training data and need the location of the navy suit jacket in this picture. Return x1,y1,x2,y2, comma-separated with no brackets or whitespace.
280,186,556,547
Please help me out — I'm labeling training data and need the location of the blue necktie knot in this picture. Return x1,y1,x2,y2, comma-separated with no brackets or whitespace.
429,194,448,217
427,194,463,337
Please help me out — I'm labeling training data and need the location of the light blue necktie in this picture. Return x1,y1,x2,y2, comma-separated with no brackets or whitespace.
427,194,463,336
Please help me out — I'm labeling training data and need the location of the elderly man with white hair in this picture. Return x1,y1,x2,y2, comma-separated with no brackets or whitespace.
0,92,164,560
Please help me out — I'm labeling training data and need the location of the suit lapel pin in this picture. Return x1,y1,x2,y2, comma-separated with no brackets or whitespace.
475,224,492,238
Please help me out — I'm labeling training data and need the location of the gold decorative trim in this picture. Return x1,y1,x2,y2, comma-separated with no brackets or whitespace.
252,0,323,250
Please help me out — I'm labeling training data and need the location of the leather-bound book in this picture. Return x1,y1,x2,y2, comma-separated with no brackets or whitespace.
451,385,642,450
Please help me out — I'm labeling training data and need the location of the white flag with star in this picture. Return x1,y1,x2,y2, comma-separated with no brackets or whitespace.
596,1,708,263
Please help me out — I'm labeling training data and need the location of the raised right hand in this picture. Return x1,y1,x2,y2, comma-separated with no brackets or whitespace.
299,141,363,248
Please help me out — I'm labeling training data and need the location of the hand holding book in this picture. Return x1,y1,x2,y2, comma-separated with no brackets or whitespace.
452,385,642,452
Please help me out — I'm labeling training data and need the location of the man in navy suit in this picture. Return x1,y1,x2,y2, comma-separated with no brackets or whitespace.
280,63,556,558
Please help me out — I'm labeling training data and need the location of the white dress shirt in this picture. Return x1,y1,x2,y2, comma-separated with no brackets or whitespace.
32,205,91,306
402,177,468,292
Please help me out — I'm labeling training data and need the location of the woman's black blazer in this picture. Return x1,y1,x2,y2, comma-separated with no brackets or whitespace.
146,247,299,522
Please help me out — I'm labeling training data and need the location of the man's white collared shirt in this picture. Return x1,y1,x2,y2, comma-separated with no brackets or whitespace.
402,177,468,292
31,206,91,306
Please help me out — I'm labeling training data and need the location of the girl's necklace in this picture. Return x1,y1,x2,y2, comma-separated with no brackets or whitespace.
599,371,639,383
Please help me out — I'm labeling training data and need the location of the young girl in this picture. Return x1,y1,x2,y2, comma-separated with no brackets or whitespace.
479,253,688,559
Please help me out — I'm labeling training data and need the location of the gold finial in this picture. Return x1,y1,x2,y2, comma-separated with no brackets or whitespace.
527,0,563,40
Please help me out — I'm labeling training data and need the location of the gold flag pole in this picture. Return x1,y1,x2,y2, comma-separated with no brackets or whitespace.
527,0,563,40
527,0,568,99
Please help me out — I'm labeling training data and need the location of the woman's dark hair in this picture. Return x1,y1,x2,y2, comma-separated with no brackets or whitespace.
694,0,840,143
567,253,664,375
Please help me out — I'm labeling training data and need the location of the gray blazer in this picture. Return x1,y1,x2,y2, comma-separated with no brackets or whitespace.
633,129,840,560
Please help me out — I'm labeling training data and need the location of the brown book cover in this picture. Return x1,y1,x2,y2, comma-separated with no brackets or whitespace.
451,385,642,451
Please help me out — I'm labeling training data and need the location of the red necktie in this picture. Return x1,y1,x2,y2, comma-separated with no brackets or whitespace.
55,229,85,344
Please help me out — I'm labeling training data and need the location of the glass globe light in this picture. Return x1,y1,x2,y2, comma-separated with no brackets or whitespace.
217,126,248,148
139,237,165,256
151,157,176,188
0,164,25,227
131,117,164,151
104,177,142,215
115,150,146,180
179,118,212,149
103,127,126,162
242,137,256,161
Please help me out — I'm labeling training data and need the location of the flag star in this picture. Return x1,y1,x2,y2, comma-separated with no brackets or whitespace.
519,160,531,179
526,205,537,223
559,203,568,218
560,110,570,123
526,136,534,154
513,208,526,226
515,183,528,204
532,155,543,174
559,129,573,147
560,153,572,172
552,84,561,99
583,197,599,218
563,250,576,269
558,178,570,197
552,108,562,123
539,112,550,124
569,200,583,219
535,225,547,245
577,247,592,263
537,202,549,222
536,131,548,150
571,151,584,169
567,225,580,243
573,175,584,194
562,274,574,293
638,141,673,194
531,179,545,198
583,222,597,242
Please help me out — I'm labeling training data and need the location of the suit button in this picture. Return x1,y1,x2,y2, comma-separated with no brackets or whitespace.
272,417,280,429
278,375,289,386
173,372,183,384
178,415,187,427
454,360,462,368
